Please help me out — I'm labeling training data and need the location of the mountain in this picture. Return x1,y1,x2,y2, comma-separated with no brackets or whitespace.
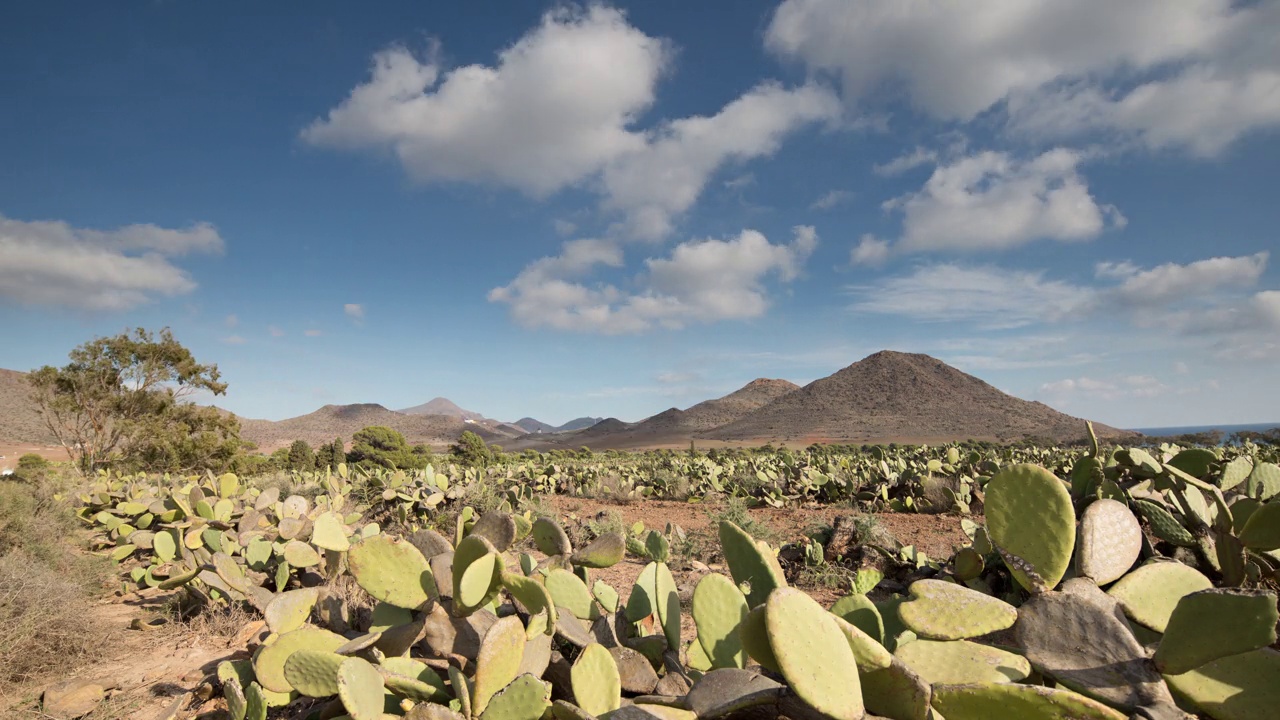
704,351,1134,444
514,417,557,434
557,417,605,432
0,368,54,444
398,397,484,421
239,403,523,451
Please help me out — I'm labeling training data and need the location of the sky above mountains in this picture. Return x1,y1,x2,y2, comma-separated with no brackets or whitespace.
2,1,1278,428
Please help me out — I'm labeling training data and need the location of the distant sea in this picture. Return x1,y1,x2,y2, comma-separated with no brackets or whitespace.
1132,422,1280,437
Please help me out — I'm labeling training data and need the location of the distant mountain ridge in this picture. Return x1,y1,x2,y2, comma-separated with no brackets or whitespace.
238,402,523,451
398,397,484,421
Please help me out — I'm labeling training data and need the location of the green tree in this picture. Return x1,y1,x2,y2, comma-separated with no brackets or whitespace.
348,426,427,470
28,328,239,474
287,440,316,471
315,436,345,470
449,430,494,467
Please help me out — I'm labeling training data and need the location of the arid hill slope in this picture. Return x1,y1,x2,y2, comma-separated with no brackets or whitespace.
238,403,521,451
398,397,484,421
0,369,55,444
703,351,1134,443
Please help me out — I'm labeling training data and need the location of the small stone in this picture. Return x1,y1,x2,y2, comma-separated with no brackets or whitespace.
689,561,710,573
610,646,659,694
42,679,105,719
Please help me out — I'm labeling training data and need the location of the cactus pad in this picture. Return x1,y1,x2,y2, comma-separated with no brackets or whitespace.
478,674,551,720
1221,456,1254,492
1107,561,1213,631
244,682,267,720
1163,647,1280,720
311,511,350,551
859,657,931,720
654,561,680,651
684,668,784,718
931,682,1127,720
1154,588,1279,675
832,614,892,671
624,562,658,622
830,593,884,642
895,639,1031,686
470,512,518,552
1238,502,1280,550
282,649,344,697
379,657,447,702
453,534,503,614
253,626,346,693
765,587,863,720
691,573,748,669
224,676,247,720
1077,499,1142,585
265,588,320,634
899,579,1017,640
570,643,621,716
570,532,625,569
336,657,385,720
985,463,1076,592
473,615,527,715
532,517,572,557
718,521,787,609
348,535,436,609
1133,499,1197,548
502,571,558,636
738,605,780,672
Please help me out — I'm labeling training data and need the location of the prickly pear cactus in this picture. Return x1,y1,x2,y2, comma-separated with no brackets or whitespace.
1076,499,1142,585
691,573,748,669
984,464,1076,592
898,579,1017,641
765,587,863,720
347,534,436,609
718,521,787,608
1153,588,1279,675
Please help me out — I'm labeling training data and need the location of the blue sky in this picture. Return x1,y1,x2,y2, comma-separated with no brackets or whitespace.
2,1,1278,428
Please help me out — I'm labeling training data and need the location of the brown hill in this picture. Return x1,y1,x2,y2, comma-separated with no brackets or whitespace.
703,351,1134,444
238,403,522,452
398,397,485,421
0,368,55,444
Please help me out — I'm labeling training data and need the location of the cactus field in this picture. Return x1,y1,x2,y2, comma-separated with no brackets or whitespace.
61,426,1280,719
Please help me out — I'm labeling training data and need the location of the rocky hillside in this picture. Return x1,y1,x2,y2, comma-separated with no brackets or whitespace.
0,368,55,444
238,403,522,451
397,397,484,421
704,351,1134,444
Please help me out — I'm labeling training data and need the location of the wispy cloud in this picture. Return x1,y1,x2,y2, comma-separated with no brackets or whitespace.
810,189,855,210
344,303,365,321
221,335,247,345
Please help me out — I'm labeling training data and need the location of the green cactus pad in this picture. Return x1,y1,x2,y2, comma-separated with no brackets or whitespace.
477,674,551,720
311,511,350,551
765,586,863,720
931,682,1126,720
532,517,572,557
1133,499,1197,547
738,605,780,672
154,530,177,562
1168,448,1218,479
899,579,1017,641
283,649,344,697
896,639,1031,686
832,614,892,671
654,561,681,651
1076,499,1142,585
379,657,447,702
1221,456,1254,492
718,521,787,609
283,539,320,567
448,665,472,719
337,657,385,720
473,615,527,715
502,571,558,636
645,531,670,564
265,588,320,634
859,657,931,720
953,547,985,581
224,676,248,720
570,532,625,569
692,573,748,669
1154,589,1279,675
244,682,267,720
453,534,503,614
830,593,884,642
1107,561,1213,631
368,602,413,634
1163,647,1280,720
545,568,597,621
253,626,346,693
624,562,658,622
571,643,621,716
592,580,619,614
985,463,1075,592
1238,502,1280,550
348,535,436,609
1247,462,1280,500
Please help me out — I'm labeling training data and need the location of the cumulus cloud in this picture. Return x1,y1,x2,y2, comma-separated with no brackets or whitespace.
864,149,1124,260
303,6,837,239
0,213,224,310
849,235,890,266
767,0,1280,155
489,226,818,333
849,252,1280,338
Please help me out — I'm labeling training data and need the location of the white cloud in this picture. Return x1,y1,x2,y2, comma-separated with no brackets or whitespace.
0,213,224,310
344,303,365,320
767,0,1280,155
874,147,938,176
304,7,837,239
876,149,1124,257
1040,374,1170,401
656,371,700,384
849,235,889,266
811,189,855,210
600,82,839,239
489,226,817,333
553,219,578,237
1100,252,1268,307
849,264,1094,329
723,173,755,190
222,335,247,345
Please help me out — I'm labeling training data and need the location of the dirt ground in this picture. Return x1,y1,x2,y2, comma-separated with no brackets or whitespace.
2,498,972,718
0,442,70,469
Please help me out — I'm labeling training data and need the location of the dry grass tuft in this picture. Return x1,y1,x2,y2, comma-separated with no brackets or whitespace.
0,552,102,688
